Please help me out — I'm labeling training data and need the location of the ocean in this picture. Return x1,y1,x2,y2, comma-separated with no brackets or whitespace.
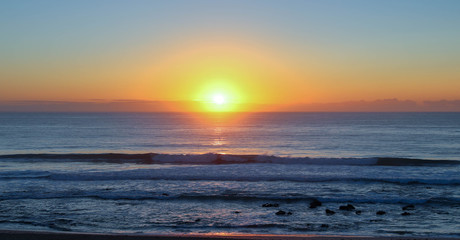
0,112,459,237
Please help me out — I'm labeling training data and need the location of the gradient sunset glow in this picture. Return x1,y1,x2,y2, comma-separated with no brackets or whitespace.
1,0,460,112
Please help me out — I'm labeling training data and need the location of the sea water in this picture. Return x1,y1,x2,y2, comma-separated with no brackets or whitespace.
0,112,459,236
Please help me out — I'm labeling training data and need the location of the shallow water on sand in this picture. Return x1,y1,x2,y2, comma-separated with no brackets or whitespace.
1,160,459,236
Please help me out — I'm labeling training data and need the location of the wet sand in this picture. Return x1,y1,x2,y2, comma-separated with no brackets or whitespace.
0,230,458,240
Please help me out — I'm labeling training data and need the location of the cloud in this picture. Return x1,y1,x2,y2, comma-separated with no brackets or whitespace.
277,99,418,112
1,99,460,112
422,100,460,111
257,99,460,112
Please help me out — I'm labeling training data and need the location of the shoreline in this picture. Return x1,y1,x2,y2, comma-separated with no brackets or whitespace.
0,230,459,240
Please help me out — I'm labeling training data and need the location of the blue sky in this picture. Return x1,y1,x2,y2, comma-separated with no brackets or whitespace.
3,0,459,61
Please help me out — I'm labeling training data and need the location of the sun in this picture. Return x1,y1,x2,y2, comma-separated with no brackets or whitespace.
212,94,226,105
197,81,244,112
203,92,233,112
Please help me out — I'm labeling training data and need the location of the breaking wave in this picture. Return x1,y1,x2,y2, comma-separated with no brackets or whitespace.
1,190,459,206
1,153,459,166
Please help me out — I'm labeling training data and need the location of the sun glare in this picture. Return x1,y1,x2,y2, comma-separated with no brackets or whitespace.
213,94,225,105
207,93,230,111
203,91,235,112
197,80,244,112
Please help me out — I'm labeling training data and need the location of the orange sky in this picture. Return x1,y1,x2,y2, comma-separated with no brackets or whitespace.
1,1,460,112
3,36,460,107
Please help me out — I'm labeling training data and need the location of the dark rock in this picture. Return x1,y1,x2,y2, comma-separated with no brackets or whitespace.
195,218,201,222
402,204,415,211
309,199,322,208
370,219,383,222
325,209,335,215
320,224,329,228
275,210,286,215
234,211,240,214
262,203,279,208
401,212,411,216
287,211,293,215
355,210,362,215
376,211,386,215
339,204,355,211
161,193,169,196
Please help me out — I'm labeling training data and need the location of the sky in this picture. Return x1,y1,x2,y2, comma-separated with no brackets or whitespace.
1,0,460,111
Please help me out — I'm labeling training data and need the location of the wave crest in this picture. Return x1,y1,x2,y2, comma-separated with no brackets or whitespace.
1,153,459,166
